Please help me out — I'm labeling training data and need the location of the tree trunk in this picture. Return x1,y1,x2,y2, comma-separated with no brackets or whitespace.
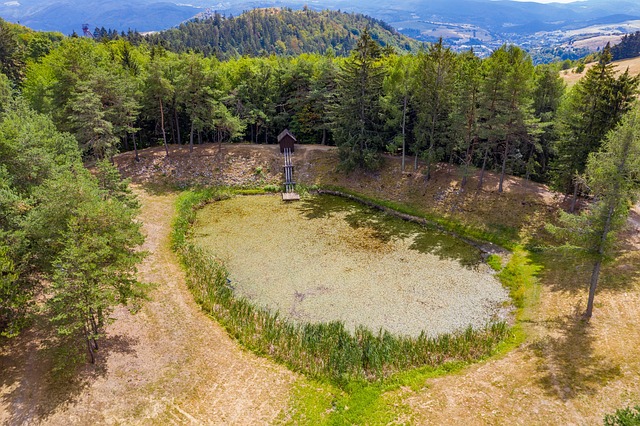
123,133,129,151
570,179,579,213
401,94,407,172
478,148,488,190
426,113,438,181
584,202,616,319
189,121,194,153
498,140,509,193
169,107,176,144
133,132,139,162
84,323,95,364
584,259,602,319
160,98,168,156
175,108,181,145
321,128,326,145
461,141,472,189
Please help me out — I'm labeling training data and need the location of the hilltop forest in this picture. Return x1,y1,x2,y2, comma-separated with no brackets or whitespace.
1,12,640,352
141,8,421,59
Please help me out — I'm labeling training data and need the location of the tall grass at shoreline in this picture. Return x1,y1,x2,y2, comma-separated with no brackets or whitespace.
172,188,512,382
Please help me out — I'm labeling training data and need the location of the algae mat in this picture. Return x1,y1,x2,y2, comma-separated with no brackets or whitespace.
192,194,511,337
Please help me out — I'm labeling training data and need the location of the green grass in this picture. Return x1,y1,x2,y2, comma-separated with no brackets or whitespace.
282,360,491,425
497,247,542,310
486,254,503,271
604,405,640,426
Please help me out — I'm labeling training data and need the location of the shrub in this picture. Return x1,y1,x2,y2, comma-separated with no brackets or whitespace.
604,405,640,426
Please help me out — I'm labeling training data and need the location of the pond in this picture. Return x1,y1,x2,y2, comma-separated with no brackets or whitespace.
192,194,511,337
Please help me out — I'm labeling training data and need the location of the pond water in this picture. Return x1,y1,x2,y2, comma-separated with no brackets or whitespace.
192,194,511,337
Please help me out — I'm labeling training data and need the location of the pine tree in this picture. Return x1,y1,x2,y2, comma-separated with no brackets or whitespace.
412,38,456,176
332,29,386,171
549,107,640,319
450,49,482,188
553,44,639,211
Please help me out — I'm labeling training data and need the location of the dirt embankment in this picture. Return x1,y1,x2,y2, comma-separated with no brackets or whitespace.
115,143,566,243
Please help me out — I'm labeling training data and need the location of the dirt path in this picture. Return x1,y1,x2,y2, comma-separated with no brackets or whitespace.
0,187,296,425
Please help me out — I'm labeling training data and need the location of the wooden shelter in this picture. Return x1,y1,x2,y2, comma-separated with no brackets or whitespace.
278,129,296,153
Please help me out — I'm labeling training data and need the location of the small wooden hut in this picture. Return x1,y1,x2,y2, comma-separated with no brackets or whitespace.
278,129,297,153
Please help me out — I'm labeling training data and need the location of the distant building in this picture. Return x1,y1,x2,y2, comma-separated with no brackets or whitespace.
278,129,296,153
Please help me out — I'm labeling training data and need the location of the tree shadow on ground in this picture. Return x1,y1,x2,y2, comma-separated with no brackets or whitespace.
0,323,137,424
136,181,182,196
534,245,640,296
529,305,622,401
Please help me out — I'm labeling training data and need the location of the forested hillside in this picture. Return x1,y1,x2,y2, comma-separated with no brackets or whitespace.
8,23,638,199
611,31,640,61
0,18,63,81
143,8,421,59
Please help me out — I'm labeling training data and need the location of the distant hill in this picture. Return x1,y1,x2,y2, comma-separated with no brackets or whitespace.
144,8,422,58
0,0,200,35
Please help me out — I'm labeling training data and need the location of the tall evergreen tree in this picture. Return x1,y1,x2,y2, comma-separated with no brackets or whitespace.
549,107,640,319
450,50,482,188
332,29,386,171
382,54,414,172
412,38,456,177
553,44,639,211
530,63,565,181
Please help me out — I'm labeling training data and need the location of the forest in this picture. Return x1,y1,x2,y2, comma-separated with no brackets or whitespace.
140,8,421,59
1,13,640,357
611,31,640,62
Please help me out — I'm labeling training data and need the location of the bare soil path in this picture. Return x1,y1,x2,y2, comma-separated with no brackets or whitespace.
0,187,296,425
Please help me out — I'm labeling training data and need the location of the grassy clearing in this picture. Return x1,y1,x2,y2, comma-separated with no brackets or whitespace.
172,188,515,384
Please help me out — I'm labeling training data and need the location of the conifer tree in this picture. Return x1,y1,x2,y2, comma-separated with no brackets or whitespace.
412,38,456,176
553,44,639,211
549,107,640,319
332,29,386,171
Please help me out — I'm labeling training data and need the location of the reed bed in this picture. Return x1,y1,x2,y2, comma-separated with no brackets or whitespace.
172,189,511,382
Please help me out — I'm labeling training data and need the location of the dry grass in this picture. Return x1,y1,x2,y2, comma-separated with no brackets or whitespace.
560,56,640,88
2,143,639,424
0,187,296,425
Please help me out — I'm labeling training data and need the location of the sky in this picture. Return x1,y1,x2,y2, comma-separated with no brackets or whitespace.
509,0,582,3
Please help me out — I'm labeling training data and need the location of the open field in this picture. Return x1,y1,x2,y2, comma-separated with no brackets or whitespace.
561,56,640,87
1,143,639,424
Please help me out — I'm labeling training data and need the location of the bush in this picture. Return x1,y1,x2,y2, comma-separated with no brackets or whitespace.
604,405,640,426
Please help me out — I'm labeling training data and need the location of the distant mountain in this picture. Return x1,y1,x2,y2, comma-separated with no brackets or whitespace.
145,8,422,58
2,0,640,56
0,0,200,34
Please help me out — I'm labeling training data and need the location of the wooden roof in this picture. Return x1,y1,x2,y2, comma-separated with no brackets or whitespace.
277,129,297,142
